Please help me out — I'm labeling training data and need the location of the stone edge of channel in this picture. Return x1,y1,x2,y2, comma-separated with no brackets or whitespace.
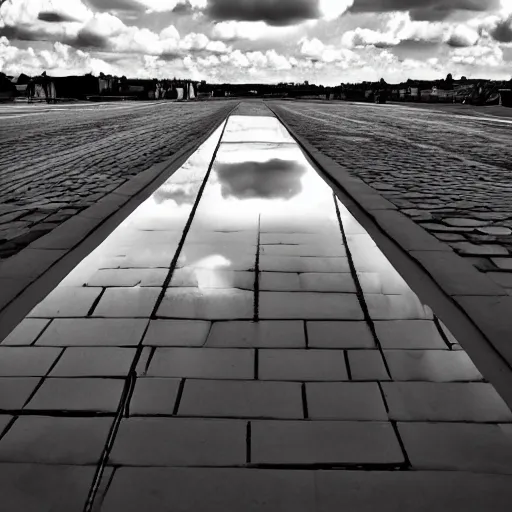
269,102,512,374
0,103,237,340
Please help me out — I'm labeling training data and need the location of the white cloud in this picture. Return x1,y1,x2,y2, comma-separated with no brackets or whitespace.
133,0,180,13
0,0,92,25
342,12,480,49
300,37,362,66
447,24,480,46
451,42,503,66
211,20,302,41
0,36,113,76
318,0,354,21
341,28,400,48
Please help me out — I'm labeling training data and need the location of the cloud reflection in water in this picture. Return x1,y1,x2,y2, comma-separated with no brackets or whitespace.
215,158,307,200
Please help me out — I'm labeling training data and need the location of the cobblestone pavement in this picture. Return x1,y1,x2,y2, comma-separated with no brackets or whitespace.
0,100,236,260
272,101,512,293
1,105,511,510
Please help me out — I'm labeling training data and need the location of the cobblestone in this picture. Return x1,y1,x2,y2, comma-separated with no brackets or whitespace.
0,101,236,259
272,101,512,280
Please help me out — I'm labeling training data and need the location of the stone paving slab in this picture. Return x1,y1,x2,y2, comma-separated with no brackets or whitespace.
251,420,404,465
0,463,98,512
0,416,113,464
1,102,512,510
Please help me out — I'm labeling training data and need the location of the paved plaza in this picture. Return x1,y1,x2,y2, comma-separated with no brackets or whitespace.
1,102,512,510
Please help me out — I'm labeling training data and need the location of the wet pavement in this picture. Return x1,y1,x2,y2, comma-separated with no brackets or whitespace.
1,105,512,510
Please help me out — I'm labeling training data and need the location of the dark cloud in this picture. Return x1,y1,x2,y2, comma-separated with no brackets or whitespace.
0,25,47,41
215,159,306,200
350,0,500,21
0,22,109,50
490,16,512,43
84,0,145,12
37,11,77,23
206,0,320,26
74,29,109,49
173,1,193,15
446,33,476,47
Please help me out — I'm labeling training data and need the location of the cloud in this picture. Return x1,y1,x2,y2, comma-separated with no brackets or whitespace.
205,0,320,26
84,0,145,12
85,0,188,13
447,24,479,46
0,0,92,44
37,11,78,22
0,0,227,57
341,28,400,48
0,36,114,76
300,37,363,66
215,159,306,200
318,0,354,20
489,14,512,42
342,12,480,49
350,0,501,21
211,20,302,41
451,41,503,66
1,0,92,24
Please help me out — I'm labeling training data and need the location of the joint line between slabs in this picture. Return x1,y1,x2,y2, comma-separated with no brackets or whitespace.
253,214,261,322
433,315,455,350
172,378,186,416
332,194,393,380
301,382,309,419
82,307,150,510
149,112,233,320
87,288,106,317
344,350,352,380
30,318,53,346
390,420,412,469
82,108,237,512
246,421,252,464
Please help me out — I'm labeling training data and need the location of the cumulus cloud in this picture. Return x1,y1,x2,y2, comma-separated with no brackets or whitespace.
447,24,479,46
318,0,354,21
350,0,501,21
300,37,362,66
342,12,480,49
0,36,113,76
451,42,503,67
1,0,92,25
341,28,400,48
211,20,302,41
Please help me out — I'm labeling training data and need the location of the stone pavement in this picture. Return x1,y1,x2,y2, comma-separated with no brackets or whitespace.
272,101,512,293
0,100,236,260
0,102,512,510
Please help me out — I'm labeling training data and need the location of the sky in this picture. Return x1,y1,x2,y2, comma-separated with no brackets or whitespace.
1,0,511,84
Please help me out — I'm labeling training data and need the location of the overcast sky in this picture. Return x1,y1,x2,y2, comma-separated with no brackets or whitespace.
1,0,511,83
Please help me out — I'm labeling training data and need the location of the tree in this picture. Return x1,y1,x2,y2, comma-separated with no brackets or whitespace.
445,73,454,90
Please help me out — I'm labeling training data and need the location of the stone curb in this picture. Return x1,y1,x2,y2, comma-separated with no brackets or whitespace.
0,105,237,340
269,103,512,380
